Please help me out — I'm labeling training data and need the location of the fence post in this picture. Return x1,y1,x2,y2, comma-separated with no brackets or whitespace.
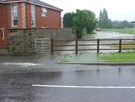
97,39,100,53
119,39,122,53
51,39,53,54
75,40,78,54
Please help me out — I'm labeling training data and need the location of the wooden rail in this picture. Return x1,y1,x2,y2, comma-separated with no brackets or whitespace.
50,39,135,54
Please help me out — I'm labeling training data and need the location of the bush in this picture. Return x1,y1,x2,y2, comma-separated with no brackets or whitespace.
9,46,16,55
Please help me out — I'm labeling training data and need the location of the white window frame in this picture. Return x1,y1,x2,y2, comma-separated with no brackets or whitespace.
41,8,47,17
11,3,18,27
1,29,5,40
31,5,36,27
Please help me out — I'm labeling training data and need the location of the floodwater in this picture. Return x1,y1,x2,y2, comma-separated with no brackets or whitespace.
0,32,135,102
0,62,135,102
55,32,135,54
84,32,134,39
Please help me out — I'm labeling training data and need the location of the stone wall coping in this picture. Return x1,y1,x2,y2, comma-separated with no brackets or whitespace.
0,46,9,48
0,47,9,50
8,28,72,30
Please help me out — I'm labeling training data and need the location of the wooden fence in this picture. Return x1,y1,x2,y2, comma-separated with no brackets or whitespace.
50,39,135,54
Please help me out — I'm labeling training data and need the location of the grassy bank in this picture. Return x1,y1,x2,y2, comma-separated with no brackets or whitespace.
61,53,101,63
102,28,135,34
61,51,135,63
100,51,135,62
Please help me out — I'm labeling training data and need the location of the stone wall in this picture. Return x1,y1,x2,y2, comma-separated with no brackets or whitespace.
0,47,8,55
8,28,76,55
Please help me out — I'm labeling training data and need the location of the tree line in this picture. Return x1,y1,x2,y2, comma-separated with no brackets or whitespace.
63,9,97,38
63,8,134,38
98,8,134,29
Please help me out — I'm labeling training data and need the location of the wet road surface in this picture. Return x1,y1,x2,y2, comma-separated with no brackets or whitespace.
0,32,135,102
1,57,135,102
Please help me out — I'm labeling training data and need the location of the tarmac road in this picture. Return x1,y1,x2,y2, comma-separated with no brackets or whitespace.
0,30,135,102
0,60,135,102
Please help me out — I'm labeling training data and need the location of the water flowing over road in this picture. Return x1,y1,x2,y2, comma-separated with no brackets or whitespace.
0,32,135,102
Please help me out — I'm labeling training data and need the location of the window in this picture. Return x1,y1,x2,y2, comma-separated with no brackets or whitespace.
11,4,18,27
42,8,47,17
31,5,36,27
1,29,4,40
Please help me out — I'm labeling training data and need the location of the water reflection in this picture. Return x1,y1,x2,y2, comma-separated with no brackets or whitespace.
118,67,121,75
96,69,100,73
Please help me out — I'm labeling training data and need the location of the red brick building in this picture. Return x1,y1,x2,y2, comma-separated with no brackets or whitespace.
0,0,63,46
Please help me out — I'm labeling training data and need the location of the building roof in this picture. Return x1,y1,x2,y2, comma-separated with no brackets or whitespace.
30,0,63,11
0,0,63,11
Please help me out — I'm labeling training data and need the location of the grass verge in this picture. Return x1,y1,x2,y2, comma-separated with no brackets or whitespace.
100,51,135,62
61,51,135,63
61,53,101,63
61,54,70,63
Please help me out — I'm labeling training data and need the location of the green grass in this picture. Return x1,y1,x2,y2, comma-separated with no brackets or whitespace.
61,52,135,63
61,53,102,63
61,54,70,62
100,51,135,62
9,46,16,55
102,28,135,34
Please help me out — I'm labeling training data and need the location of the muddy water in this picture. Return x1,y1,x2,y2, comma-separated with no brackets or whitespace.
55,32,135,54
83,32,134,39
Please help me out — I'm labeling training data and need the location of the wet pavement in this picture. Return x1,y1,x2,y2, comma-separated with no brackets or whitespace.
0,32,135,102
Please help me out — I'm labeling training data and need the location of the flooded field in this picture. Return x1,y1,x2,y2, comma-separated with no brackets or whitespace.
54,32,135,54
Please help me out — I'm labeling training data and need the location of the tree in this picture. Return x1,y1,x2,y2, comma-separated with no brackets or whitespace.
121,20,133,28
107,19,113,28
98,9,133,29
74,10,88,38
103,9,109,28
74,9,97,38
98,8,109,28
112,20,133,29
63,12,76,28
84,10,98,33
98,10,103,28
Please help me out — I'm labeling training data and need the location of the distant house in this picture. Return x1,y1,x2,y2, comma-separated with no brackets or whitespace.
0,0,63,47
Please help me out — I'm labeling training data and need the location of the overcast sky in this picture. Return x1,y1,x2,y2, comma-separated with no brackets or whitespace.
42,0,135,21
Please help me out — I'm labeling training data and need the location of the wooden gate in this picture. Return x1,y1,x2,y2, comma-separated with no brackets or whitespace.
35,38,51,53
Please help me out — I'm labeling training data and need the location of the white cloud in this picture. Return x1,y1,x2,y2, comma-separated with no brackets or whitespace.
42,0,135,21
